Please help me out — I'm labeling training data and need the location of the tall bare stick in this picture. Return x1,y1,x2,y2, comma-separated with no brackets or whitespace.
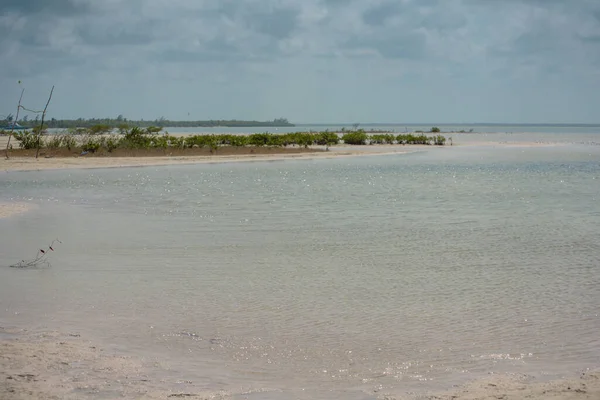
35,85,54,159
5,88,25,159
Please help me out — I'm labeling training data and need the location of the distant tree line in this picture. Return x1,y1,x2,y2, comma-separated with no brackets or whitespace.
1,115,294,129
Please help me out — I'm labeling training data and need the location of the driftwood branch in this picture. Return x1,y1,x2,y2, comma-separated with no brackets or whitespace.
10,239,62,269
35,85,55,159
5,88,25,159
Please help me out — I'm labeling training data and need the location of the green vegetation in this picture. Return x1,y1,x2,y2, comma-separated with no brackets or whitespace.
9,125,449,153
13,130,39,149
341,130,368,145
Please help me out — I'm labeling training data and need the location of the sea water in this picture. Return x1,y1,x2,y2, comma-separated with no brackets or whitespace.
0,139,599,398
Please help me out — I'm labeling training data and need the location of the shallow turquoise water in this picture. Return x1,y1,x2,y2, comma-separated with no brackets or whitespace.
1,143,599,398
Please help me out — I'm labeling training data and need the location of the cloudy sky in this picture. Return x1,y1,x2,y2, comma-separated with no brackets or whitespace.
1,0,599,123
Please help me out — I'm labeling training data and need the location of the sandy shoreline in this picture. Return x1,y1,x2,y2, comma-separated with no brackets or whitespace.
0,327,598,400
0,148,415,172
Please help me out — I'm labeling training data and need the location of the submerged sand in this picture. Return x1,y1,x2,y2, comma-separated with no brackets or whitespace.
0,203,34,219
0,327,598,400
0,328,212,400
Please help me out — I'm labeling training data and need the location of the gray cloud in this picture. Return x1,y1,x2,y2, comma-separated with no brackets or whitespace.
0,0,89,15
76,23,157,46
1,0,599,123
215,1,300,39
362,2,403,26
344,32,427,60
248,7,299,39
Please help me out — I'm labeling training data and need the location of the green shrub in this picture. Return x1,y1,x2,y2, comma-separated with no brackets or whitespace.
63,134,77,150
117,123,130,135
145,126,163,135
248,133,272,147
81,137,101,152
120,127,153,149
13,130,38,149
294,133,314,148
185,134,215,148
166,135,185,148
89,124,112,135
396,134,433,145
315,131,339,146
44,133,76,150
103,136,120,152
433,135,446,146
44,135,63,150
217,134,248,147
369,134,395,144
342,130,368,145
430,127,441,133
267,134,286,146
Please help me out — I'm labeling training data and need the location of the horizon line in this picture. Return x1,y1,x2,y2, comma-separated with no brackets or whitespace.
295,122,600,126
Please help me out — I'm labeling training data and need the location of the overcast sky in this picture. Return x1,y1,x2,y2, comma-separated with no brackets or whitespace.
1,0,599,123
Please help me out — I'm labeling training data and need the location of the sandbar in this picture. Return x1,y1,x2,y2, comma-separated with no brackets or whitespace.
1,148,414,172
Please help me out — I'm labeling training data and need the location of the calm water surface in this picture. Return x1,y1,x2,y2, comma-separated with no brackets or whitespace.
1,142,599,398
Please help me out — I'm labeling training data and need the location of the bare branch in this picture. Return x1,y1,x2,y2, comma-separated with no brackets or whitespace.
19,105,44,114
35,85,55,159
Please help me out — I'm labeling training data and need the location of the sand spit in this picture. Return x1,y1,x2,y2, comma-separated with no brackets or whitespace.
1,148,413,172
0,327,598,400
0,203,34,219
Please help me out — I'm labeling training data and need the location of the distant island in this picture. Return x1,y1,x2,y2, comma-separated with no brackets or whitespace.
0,116,294,129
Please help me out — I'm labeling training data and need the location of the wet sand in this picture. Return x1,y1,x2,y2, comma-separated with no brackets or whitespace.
1,328,598,400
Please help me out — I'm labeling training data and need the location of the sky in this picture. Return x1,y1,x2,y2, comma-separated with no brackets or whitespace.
1,0,599,124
